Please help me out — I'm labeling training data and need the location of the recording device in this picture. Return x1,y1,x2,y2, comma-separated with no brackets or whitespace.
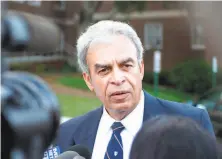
1,7,63,159
54,145,92,159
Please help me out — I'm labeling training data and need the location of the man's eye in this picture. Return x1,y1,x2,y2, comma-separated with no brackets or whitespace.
98,68,109,75
124,64,132,68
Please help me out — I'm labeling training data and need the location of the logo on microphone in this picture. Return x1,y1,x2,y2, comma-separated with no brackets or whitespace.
43,146,60,159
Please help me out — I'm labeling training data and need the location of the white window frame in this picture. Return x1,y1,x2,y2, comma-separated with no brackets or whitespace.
144,23,163,50
191,23,205,50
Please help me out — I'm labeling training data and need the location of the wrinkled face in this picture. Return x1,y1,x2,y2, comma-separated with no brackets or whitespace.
83,35,144,120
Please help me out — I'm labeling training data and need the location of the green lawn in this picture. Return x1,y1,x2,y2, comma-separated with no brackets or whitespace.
57,94,101,117
58,75,89,90
142,83,192,102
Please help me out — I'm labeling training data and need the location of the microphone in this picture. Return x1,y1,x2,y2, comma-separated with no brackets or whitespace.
73,156,85,159
54,151,80,159
1,71,60,159
68,145,91,159
53,145,91,159
1,10,63,53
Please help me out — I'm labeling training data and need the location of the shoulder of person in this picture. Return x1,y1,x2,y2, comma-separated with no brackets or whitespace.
54,106,103,152
59,106,103,134
155,97,215,137
156,97,206,118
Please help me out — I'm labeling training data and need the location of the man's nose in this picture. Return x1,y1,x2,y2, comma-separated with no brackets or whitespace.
110,68,125,86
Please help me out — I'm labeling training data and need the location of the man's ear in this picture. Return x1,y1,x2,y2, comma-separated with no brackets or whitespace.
82,72,94,91
139,60,144,80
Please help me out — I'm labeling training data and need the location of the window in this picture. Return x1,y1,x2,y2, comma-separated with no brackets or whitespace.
27,0,41,7
144,23,163,50
191,23,205,49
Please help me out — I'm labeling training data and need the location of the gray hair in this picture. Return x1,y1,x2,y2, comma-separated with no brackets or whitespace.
76,20,144,73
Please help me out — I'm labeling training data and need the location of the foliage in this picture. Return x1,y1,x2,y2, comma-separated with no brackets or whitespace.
169,59,212,94
143,72,154,84
143,71,173,86
216,69,222,85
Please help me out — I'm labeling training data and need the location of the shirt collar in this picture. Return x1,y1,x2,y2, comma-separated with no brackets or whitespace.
101,90,144,136
121,91,144,136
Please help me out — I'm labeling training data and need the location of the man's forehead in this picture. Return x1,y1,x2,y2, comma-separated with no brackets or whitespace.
88,35,136,53
94,56,136,66
87,35,137,65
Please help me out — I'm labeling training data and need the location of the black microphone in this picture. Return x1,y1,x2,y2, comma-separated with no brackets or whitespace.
68,145,91,159
54,151,80,159
1,10,63,53
1,71,61,159
54,145,91,159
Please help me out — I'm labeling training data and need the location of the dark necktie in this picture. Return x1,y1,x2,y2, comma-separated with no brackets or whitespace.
104,122,125,159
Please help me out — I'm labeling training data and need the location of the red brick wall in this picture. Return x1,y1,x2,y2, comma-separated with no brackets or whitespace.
129,17,204,71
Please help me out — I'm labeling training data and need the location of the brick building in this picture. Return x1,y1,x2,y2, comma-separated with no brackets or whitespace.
5,1,221,71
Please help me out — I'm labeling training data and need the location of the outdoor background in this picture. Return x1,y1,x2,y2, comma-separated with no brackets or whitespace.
3,1,222,142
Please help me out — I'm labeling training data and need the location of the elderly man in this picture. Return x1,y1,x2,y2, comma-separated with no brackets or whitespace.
55,20,215,159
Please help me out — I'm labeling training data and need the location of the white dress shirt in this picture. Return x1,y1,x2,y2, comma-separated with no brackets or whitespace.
91,91,145,159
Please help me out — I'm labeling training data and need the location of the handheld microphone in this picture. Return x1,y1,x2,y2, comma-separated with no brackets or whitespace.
2,10,63,53
53,145,91,159
73,156,85,159
54,151,80,159
68,145,91,159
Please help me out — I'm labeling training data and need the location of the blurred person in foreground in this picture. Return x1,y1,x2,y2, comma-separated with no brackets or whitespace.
130,115,222,159
55,20,215,159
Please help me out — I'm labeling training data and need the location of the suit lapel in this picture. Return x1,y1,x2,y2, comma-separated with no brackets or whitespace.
143,90,160,123
74,106,103,152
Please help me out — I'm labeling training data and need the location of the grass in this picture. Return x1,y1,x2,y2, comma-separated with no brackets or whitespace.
57,76,192,103
142,83,192,102
58,75,89,90
57,94,101,117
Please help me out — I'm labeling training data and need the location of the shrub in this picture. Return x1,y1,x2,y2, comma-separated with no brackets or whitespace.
143,71,172,86
159,70,173,86
143,72,153,84
216,69,222,85
169,59,212,94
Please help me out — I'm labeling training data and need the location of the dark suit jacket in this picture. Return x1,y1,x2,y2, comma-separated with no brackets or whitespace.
55,91,215,153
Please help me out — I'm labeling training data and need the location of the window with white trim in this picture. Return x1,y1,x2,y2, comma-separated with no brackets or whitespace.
191,23,205,49
144,23,163,50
